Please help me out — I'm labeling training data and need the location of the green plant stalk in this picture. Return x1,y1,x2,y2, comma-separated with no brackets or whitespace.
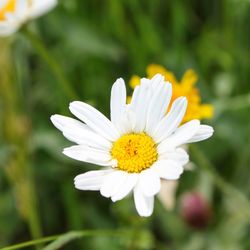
190,144,250,218
0,39,42,246
0,235,58,250
1,230,131,250
22,28,78,101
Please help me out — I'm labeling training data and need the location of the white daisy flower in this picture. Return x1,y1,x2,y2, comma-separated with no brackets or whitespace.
51,74,214,217
0,0,57,36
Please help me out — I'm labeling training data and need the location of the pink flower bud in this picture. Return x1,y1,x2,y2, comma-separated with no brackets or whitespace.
180,192,212,230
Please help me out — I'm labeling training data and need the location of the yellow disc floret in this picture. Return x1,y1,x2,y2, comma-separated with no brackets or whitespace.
0,0,16,21
111,133,158,173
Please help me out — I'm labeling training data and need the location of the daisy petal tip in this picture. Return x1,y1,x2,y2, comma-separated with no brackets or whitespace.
210,126,215,133
111,197,118,203
191,124,214,142
62,148,71,157
50,115,56,124
73,174,82,182
172,96,188,108
138,210,153,217
182,96,188,103
117,77,125,83
73,178,81,188
207,127,214,138
68,102,76,111
192,119,201,126
69,101,79,108
155,73,164,78
69,101,84,109
50,114,59,122
100,189,110,198
207,126,214,134
50,114,66,130
113,78,122,87
164,81,172,88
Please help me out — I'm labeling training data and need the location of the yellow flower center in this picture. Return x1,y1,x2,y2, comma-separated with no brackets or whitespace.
0,0,16,21
111,133,158,173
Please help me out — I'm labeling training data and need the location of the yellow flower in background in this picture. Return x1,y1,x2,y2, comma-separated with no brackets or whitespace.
129,64,214,122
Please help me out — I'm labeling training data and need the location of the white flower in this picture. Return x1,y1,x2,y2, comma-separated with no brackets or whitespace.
0,0,57,36
51,74,214,217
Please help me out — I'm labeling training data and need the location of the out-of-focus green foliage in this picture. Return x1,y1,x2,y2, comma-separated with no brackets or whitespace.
0,0,250,249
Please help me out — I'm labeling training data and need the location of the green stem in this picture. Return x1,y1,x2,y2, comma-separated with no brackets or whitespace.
190,145,250,218
26,187,43,244
1,230,131,250
22,28,78,101
0,235,58,250
0,39,42,248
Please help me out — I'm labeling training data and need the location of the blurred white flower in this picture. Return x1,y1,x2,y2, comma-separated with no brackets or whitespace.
157,180,178,210
51,74,214,217
0,0,57,36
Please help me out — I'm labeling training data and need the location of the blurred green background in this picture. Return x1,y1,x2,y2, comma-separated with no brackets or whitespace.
1,0,250,249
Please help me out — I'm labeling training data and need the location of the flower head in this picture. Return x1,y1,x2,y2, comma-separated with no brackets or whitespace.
51,74,214,217
180,192,212,230
0,0,57,36
129,64,214,123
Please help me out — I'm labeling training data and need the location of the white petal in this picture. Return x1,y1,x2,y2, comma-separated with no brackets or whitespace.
186,125,214,143
74,169,113,191
0,21,19,36
0,1,6,8
152,97,188,143
14,0,29,17
133,187,154,217
130,86,140,109
159,148,189,165
146,80,172,135
110,78,127,130
118,105,136,134
63,145,113,166
50,115,112,150
151,74,164,89
28,0,57,19
152,160,184,180
111,173,138,202
157,119,200,153
157,180,178,210
137,168,161,197
130,81,152,133
100,170,127,198
69,101,120,141
50,114,84,131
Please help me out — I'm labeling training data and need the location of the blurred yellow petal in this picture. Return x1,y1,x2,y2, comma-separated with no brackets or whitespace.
0,0,16,21
147,64,167,77
181,69,198,89
147,64,177,84
129,75,140,89
199,104,214,119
